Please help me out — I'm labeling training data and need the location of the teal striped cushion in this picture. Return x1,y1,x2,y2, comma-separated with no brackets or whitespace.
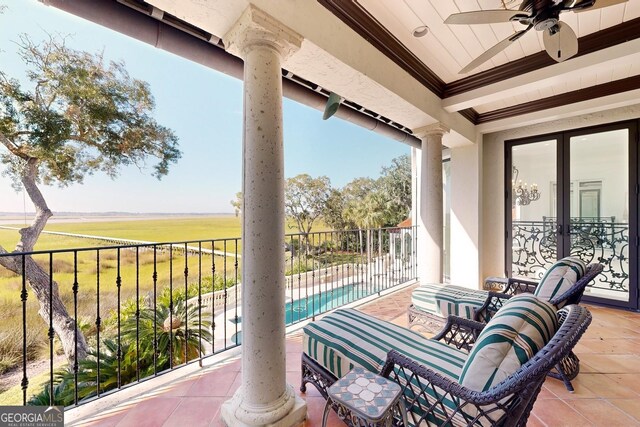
412,283,488,319
303,308,466,380
534,256,587,306
459,294,558,393
303,308,469,425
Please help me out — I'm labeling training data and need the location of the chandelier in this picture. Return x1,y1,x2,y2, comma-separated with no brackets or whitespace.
512,165,540,206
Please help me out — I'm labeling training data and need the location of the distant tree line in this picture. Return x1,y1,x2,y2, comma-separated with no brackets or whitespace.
231,154,411,234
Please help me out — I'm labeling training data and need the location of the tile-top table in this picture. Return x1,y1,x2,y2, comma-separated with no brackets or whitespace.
322,366,408,426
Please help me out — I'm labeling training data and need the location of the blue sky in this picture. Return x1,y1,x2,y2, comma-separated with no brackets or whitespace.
0,0,409,214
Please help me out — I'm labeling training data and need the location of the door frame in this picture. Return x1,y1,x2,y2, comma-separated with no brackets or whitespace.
505,120,639,311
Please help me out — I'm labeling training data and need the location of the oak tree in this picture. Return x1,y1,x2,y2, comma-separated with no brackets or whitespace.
0,35,180,364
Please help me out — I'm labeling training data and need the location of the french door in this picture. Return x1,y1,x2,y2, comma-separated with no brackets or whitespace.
506,120,638,309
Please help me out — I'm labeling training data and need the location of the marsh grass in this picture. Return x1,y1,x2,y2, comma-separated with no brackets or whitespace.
0,215,328,403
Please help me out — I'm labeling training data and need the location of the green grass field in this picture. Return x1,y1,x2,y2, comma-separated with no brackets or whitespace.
0,215,243,249
0,215,339,402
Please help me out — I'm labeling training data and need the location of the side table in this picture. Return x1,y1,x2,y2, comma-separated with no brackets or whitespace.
322,366,408,426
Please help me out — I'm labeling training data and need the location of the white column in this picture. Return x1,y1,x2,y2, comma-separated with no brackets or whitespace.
450,144,482,288
413,123,449,284
411,147,419,230
222,6,306,427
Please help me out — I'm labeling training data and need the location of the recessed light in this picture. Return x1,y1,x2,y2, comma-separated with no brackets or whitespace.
412,25,429,38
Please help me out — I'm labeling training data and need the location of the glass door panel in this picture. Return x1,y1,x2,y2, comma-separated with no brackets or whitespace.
510,140,558,279
569,129,629,303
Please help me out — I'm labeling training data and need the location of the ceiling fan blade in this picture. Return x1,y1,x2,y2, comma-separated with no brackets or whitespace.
459,27,530,74
543,22,578,62
573,0,628,12
445,10,529,25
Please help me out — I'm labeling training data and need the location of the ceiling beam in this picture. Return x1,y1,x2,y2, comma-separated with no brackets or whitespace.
476,74,640,124
477,86,640,134
442,38,640,113
444,17,640,97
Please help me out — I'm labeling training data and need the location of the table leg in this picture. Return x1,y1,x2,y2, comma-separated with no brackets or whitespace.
321,398,332,427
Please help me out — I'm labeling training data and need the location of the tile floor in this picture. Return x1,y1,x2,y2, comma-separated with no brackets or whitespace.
71,285,640,426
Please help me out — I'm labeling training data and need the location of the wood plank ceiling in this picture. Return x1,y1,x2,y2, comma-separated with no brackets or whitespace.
319,0,640,125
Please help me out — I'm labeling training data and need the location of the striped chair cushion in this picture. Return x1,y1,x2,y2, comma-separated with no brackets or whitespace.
412,283,488,319
534,256,587,306
459,293,558,393
303,308,469,425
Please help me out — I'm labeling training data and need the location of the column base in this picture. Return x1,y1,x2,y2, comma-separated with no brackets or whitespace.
220,384,307,427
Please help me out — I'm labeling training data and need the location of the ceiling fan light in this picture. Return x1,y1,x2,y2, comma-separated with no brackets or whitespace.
412,25,429,38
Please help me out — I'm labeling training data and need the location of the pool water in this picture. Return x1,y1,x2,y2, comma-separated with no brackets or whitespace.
285,283,372,324
230,283,373,344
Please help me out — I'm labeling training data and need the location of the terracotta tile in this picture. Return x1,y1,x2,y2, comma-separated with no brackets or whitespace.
543,375,597,399
209,413,226,427
564,373,637,399
579,338,640,355
187,370,238,397
579,355,640,374
303,396,342,427
538,386,558,399
605,374,640,396
286,339,303,354
531,399,591,426
609,399,640,422
585,326,640,340
286,353,303,373
228,372,242,395
159,377,200,397
220,358,241,372
286,370,302,389
578,361,598,373
115,397,181,427
163,397,224,427
83,410,129,427
566,399,637,426
526,414,547,427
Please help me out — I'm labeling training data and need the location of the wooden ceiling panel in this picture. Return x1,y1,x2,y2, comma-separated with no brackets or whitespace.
577,9,602,38
358,0,455,81
624,0,640,21
600,3,626,28
320,0,640,124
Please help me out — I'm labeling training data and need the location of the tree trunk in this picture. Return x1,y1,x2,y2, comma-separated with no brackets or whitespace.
0,252,89,364
0,158,88,365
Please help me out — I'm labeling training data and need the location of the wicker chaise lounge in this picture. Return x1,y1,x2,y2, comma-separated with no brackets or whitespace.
406,257,602,392
301,295,592,426
407,257,601,333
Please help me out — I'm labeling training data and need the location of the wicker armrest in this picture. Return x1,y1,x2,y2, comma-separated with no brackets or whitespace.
503,277,538,295
432,315,485,351
485,276,539,295
473,291,513,323
380,350,535,423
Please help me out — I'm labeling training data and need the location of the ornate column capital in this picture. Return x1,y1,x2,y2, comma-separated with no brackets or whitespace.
412,123,450,140
224,4,302,60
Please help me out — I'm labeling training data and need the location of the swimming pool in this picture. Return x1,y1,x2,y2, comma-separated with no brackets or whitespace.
285,283,372,324
230,283,373,344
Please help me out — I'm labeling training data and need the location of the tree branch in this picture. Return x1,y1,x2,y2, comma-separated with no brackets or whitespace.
17,158,52,252
0,244,16,271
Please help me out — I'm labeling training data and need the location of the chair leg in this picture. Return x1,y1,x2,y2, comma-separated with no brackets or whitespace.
547,351,580,392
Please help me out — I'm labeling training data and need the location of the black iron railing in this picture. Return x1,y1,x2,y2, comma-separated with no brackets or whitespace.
0,226,417,407
512,220,628,294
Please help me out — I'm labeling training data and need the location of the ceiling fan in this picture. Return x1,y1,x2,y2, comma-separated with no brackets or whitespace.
445,0,629,74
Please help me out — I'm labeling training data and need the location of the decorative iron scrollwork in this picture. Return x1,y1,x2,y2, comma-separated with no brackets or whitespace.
512,219,628,295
